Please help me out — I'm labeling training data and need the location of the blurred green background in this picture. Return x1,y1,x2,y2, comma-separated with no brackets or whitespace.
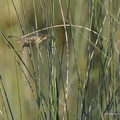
0,0,120,120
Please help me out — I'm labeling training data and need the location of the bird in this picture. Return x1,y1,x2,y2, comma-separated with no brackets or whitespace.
8,33,48,52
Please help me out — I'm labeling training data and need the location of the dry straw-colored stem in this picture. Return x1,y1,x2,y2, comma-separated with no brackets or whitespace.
20,23,110,44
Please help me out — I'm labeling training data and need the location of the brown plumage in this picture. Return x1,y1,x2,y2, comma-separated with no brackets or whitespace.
8,33,47,51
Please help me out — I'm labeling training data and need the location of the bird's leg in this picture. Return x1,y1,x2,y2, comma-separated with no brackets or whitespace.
19,45,24,53
39,46,43,50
